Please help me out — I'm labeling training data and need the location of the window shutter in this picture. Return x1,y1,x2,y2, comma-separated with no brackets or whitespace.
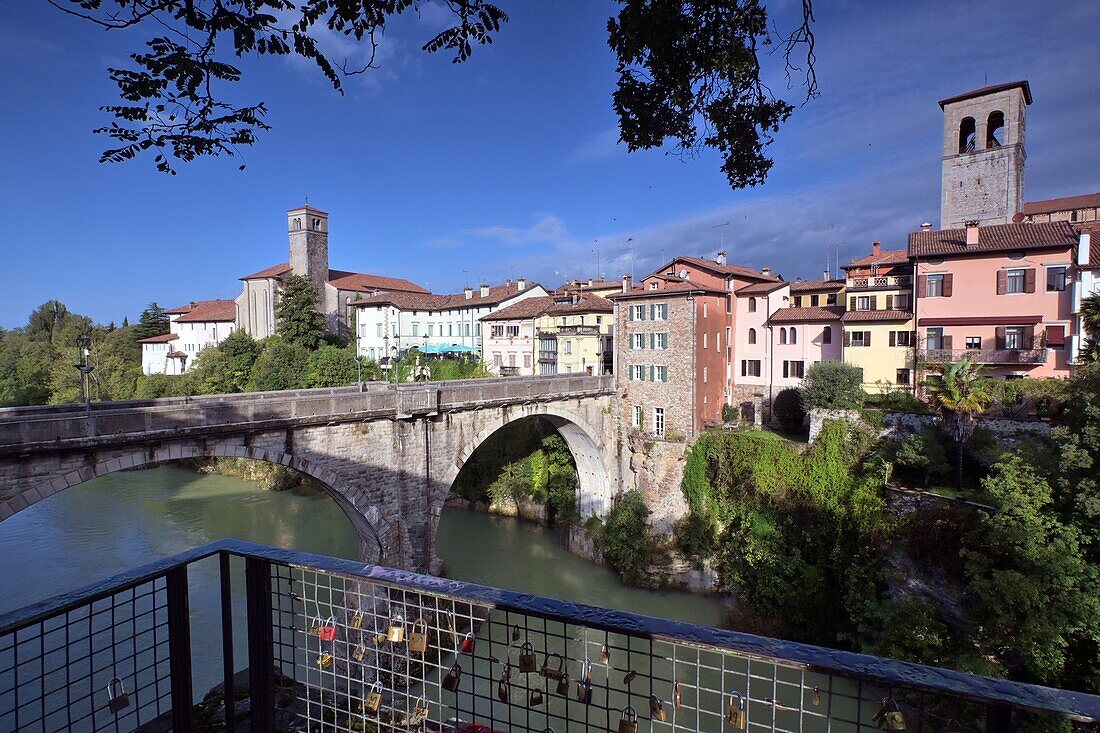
869,296,877,311
1024,268,1036,293
783,361,789,378
650,333,655,349
995,326,1006,350
889,331,896,347
741,360,747,377
886,295,894,310
996,270,1007,295
1046,325,1065,346
864,331,871,347
849,296,856,311
943,335,953,350
1023,325,1035,350
917,275,928,298
912,330,918,346
844,330,851,347
943,274,953,297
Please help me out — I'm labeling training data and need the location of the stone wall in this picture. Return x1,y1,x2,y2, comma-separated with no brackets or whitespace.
623,432,689,534
808,408,1051,448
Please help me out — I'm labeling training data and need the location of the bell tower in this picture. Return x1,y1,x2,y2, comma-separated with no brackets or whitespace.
939,81,1030,229
288,204,329,296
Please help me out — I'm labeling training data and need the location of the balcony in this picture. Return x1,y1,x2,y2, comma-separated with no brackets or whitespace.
918,348,1049,365
538,325,602,337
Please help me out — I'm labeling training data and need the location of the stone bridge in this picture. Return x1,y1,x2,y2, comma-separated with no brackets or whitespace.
0,375,617,572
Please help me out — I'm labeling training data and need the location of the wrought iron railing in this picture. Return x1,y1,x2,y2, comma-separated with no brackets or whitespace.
917,348,1048,365
1,539,1098,732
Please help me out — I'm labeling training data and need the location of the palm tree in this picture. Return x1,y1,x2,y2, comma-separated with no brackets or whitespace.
925,357,989,489
1080,293,1100,364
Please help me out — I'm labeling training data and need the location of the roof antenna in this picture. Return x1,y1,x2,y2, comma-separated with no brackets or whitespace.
462,270,470,288
712,222,730,258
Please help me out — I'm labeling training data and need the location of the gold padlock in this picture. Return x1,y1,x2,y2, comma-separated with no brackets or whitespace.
309,615,323,636
409,696,429,725
673,680,682,708
373,632,387,646
317,652,334,668
352,642,367,661
387,615,405,643
618,704,639,733
350,610,364,629
726,692,745,730
649,694,666,722
106,677,130,713
364,682,383,713
540,652,565,680
408,618,428,654
872,698,908,731
599,643,610,665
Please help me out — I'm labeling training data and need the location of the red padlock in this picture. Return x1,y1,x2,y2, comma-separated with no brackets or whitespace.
318,615,338,642
460,631,476,654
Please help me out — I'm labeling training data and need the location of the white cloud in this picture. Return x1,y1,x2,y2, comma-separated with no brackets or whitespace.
467,215,570,246
567,128,622,163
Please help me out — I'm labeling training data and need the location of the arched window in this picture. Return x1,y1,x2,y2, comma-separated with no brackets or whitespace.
986,111,1005,148
748,328,756,345
790,327,797,344
293,217,302,230
779,327,787,344
958,117,976,153
822,326,832,344
748,297,757,313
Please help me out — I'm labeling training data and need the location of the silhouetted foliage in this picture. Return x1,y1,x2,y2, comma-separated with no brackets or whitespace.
135,302,170,339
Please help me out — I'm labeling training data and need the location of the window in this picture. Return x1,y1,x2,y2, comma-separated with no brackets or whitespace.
779,327,787,344
959,116,976,153
741,360,761,377
892,294,910,311
826,293,838,306
649,282,659,291
651,303,668,320
702,303,708,318
630,364,645,381
565,340,572,355
1004,327,1024,350
1047,266,1068,292
927,274,944,297
856,296,873,311
1005,269,1026,294
1046,325,1066,350
651,332,669,350
850,331,868,347
631,333,646,350
702,366,708,384
748,298,757,313
965,336,981,350
448,323,453,337
702,333,708,349
476,323,481,336
926,327,944,350
790,327,797,344
892,330,914,347
524,354,531,368
508,354,516,367
464,323,471,336
748,328,757,345
810,294,820,307
783,360,805,379
652,366,668,382
896,368,911,386
793,296,803,308
506,325,520,338
493,353,502,367
632,405,643,429
428,323,435,337
653,408,665,437
491,325,504,338
986,110,1005,148
412,323,419,336
630,305,647,321
376,323,384,337
822,326,832,344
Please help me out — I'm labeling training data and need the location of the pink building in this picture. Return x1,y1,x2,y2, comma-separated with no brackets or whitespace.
765,306,845,388
732,282,788,393
910,221,1079,378
479,296,555,376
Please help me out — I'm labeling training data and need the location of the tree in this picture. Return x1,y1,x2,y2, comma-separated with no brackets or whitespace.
600,491,655,585
799,361,864,411
305,345,358,387
135,302,170,340
218,329,262,392
1079,293,1100,364
52,0,816,187
248,339,309,392
274,275,327,350
26,300,69,340
771,387,805,434
925,358,988,489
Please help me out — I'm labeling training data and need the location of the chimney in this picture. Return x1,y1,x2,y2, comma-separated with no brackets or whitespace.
517,277,526,291
716,250,728,265
823,270,830,281
872,240,881,257
287,204,329,296
921,221,932,232
1078,233,1091,267
965,220,980,247
479,283,490,298
761,266,772,276
622,274,632,292
464,286,473,300
587,279,593,287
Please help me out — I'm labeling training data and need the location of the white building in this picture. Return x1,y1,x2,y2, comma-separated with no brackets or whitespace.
351,279,549,362
138,299,238,375
237,205,428,340
1071,227,1099,363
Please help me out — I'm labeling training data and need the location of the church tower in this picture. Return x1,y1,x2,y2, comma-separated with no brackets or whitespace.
939,81,1030,229
287,204,330,296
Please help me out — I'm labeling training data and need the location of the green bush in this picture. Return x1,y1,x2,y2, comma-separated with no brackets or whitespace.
893,428,950,486
600,491,655,584
305,344,358,387
866,390,933,414
248,339,309,392
800,361,865,410
721,404,737,423
772,388,805,435
673,512,718,567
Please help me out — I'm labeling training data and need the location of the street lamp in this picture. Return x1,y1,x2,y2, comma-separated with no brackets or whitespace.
73,334,94,407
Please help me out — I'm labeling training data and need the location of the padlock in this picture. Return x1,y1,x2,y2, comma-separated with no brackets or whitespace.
726,692,745,730
309,615,323,636
350,610,364,629
618,704,639,733
599,643,610,665
529,685,544,707
373,632,387,646
673,680,682,708
518,641,537,673
576,662,593,705
364,682,383,713
443,611,459,648
442,662,463,692
317,652,334,668
318,615,338,642
812,685,821,707
555,668,571,696
460,631,476,654
872,698,907,731
387,615,405,643
408,618,429,654
352,642,367,661
409,697,430,725
623,670,637,686
511,625,522,642
540,652,565,680
497,666,511,703
106,677,130,713
649,694,666,722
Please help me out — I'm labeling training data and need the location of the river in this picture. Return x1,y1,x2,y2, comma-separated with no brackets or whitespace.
0,465,724,701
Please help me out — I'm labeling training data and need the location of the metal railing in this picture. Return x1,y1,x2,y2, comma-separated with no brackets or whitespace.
1,539,1098,732
917,348,1048,365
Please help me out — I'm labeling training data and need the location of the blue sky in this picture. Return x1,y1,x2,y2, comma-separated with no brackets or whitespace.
1,0,1097,327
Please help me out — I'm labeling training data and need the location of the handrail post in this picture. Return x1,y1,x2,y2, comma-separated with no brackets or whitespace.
220,553,236,733
245,556,275,731
166,566,194,731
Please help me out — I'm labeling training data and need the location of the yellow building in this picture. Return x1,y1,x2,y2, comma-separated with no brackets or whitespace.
841,243,916,392
534,293,614,375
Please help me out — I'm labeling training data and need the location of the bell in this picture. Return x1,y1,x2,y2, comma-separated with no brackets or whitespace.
317,652,334,668
529,686,544,707
350,610,364,629
318,615,338,642
599,643,610,665
518,641,537,673
673,680,682,708
387,615,405,643
442,662,463,692
461,632,476,655
409,697,429,725
352,642,367,662
618,704,639,733
106,678,130,714
540,652,565,680
726,692,745,730
364,682,383,713
408,618,429,654
649,695,665,722
556,670,571,697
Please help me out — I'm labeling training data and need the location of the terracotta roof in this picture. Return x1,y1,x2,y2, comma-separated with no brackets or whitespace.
735,281,786,296
1080,222,1100,268
174,299,237,323
938,80,1031,108
907,221,1077,258
137,333,179,344
546,293,613,316
240,262,427,293
606,277,726,300
844,248,910,269
353,283,544,311
480,296,556,322
1021,192,1100,216
766,306,844,324
165,304,193,315
167,350,189,358
556,279,620,293
240,262,293,280
789,279,845,293
670,255,782,282
842,309,913,323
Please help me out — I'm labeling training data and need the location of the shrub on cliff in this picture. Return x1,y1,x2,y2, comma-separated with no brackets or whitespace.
771,388,805,434
601,491,655,585
800,361,865,411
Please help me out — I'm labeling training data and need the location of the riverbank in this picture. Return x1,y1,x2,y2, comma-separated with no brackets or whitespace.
184,456,323,492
